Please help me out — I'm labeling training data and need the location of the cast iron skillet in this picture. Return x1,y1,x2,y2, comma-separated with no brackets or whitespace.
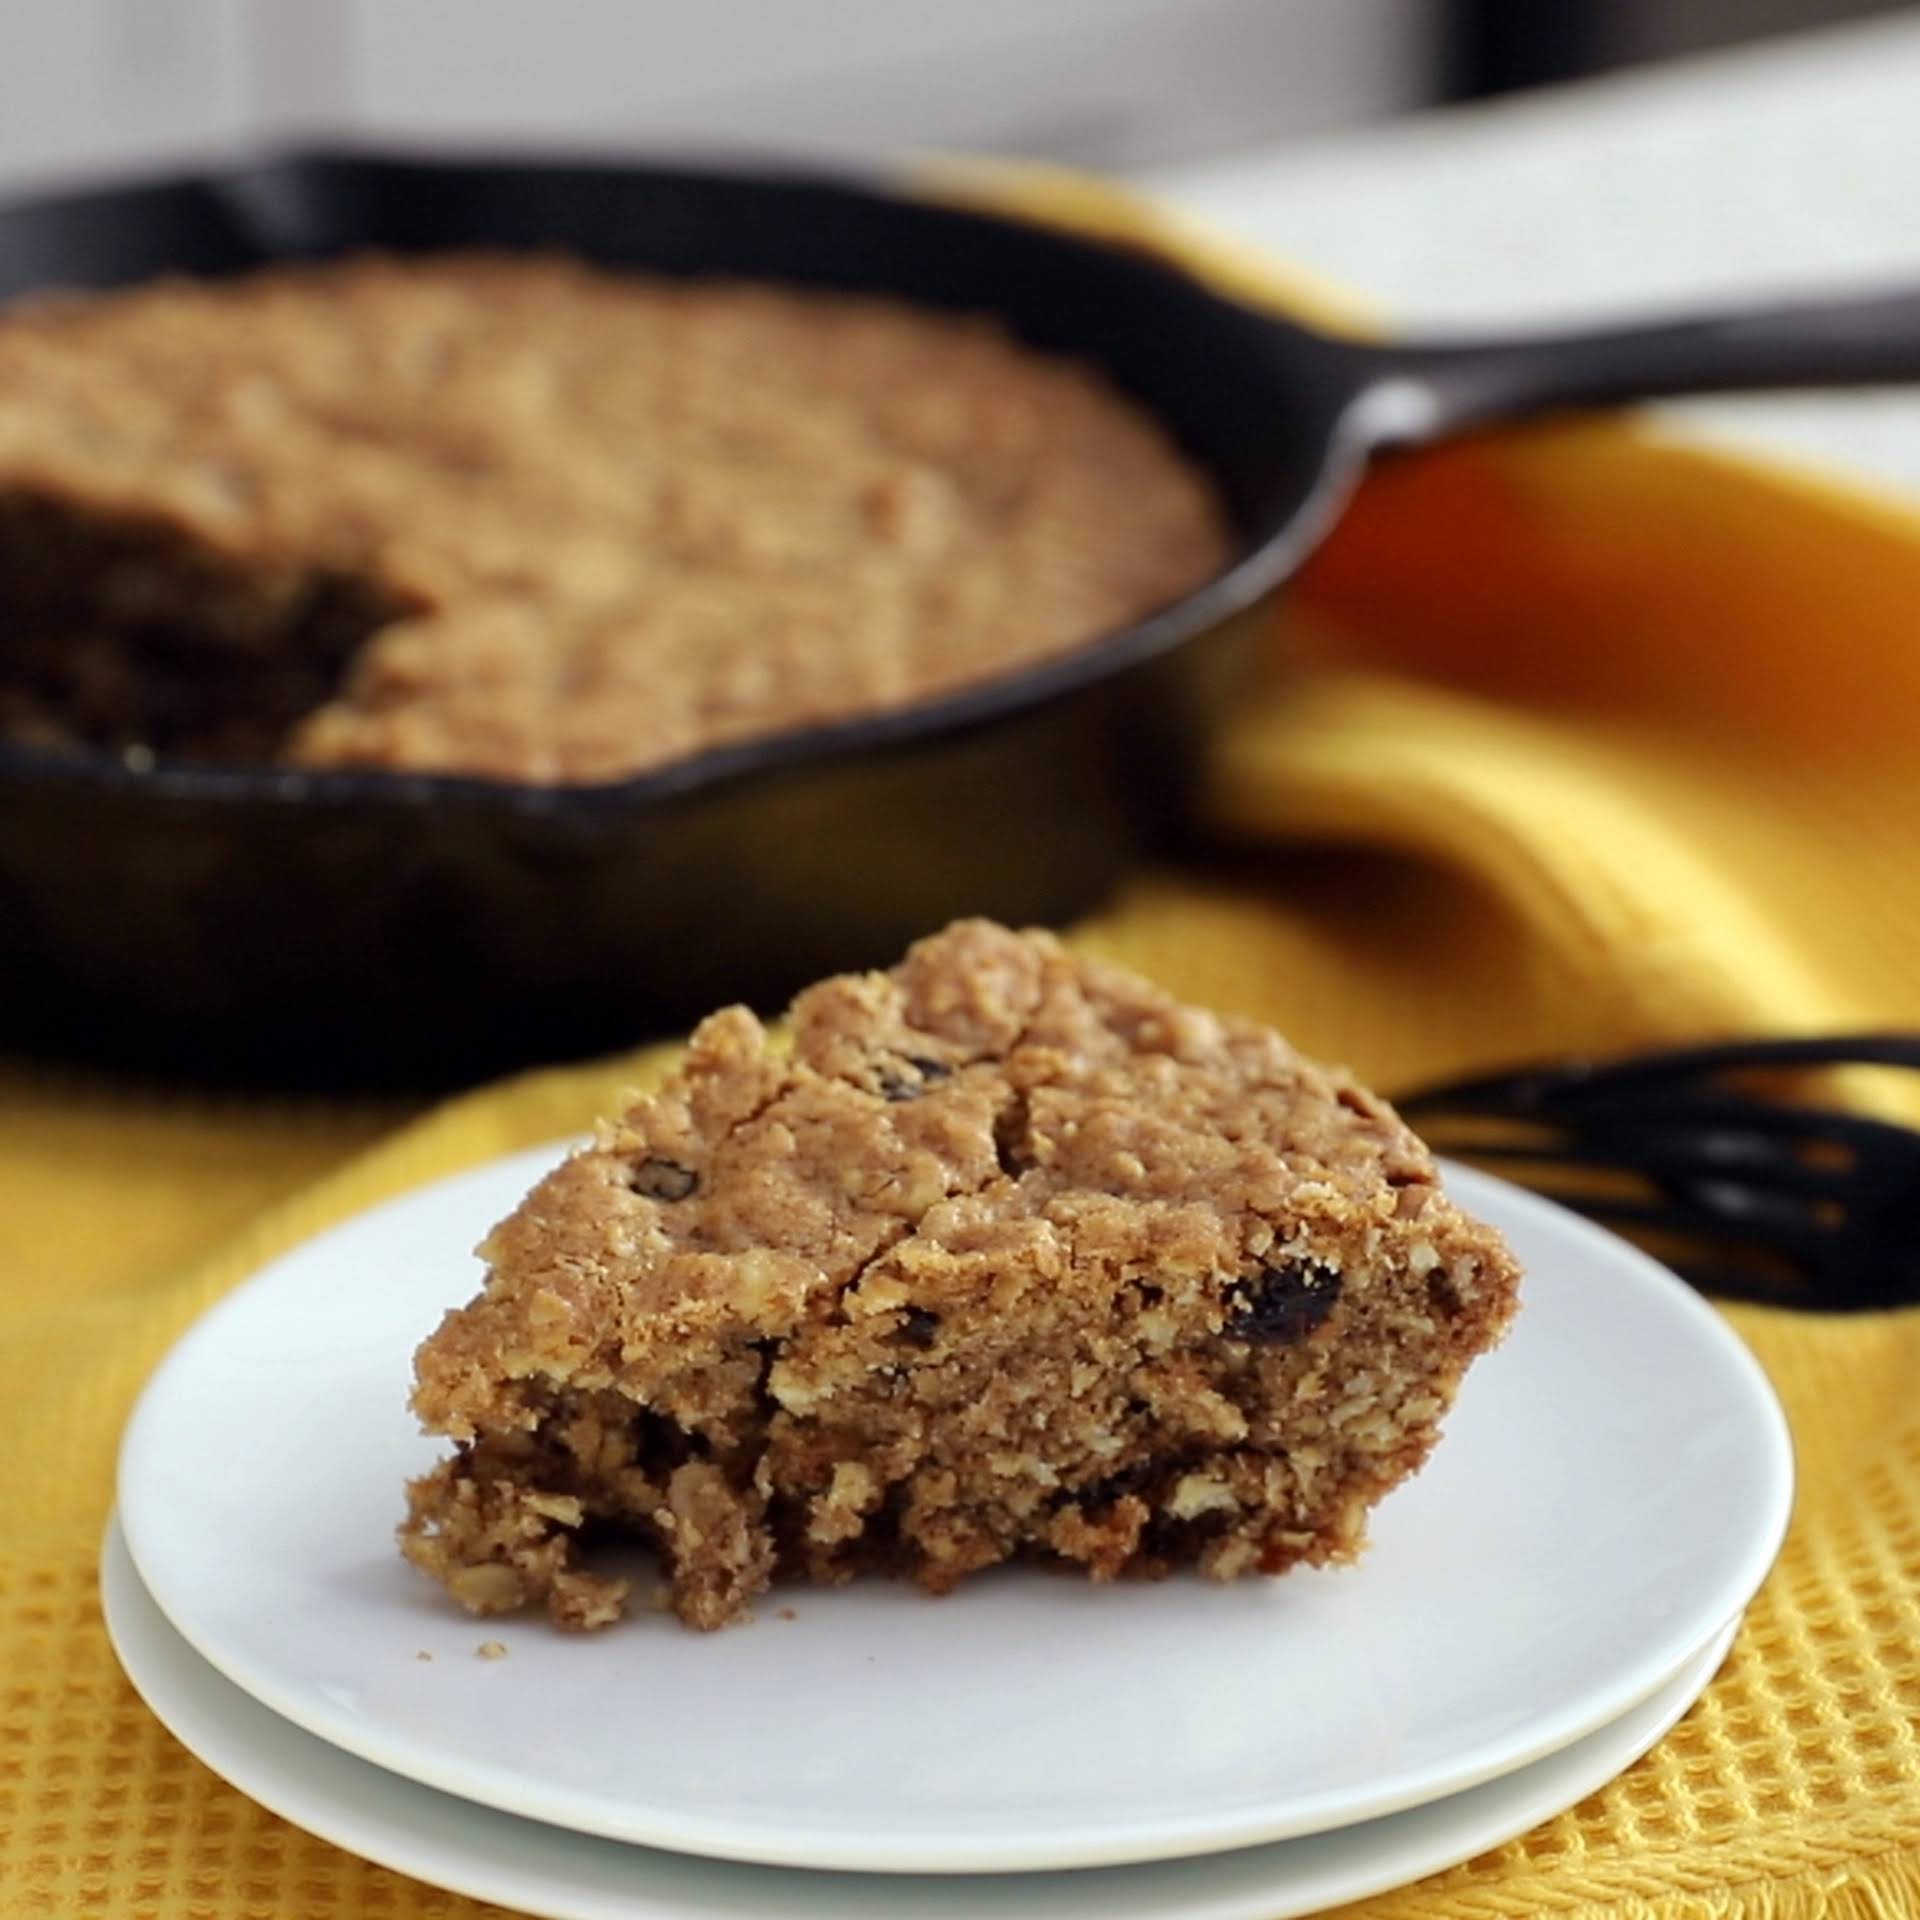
3,151,1919,1088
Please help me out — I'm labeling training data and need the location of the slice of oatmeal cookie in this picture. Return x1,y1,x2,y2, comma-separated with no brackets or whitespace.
401,920,1520,1630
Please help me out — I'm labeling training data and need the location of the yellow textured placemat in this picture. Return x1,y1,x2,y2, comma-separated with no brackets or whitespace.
3,173,1918,1920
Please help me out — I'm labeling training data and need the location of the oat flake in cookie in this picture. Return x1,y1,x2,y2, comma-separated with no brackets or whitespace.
401,921,1521,1630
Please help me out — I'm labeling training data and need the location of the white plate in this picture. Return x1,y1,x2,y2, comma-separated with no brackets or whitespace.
102,1519,1740,1920
119,1147,1791,1874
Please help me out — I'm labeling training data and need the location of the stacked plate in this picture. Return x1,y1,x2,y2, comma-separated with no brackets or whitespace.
108,1147,1794,1920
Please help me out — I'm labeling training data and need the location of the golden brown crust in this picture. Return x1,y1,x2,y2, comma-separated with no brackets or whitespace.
401,921,1522,1630
0,256,1230,780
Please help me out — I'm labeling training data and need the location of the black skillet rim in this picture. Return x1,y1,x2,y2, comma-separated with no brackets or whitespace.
0,146,1311,818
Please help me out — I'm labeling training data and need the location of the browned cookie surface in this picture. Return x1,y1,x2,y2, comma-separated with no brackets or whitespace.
402,921,1521,1630
0,258,1230,780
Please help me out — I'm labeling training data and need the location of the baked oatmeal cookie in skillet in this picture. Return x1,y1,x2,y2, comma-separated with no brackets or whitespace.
0,258,1229,779
402,921,1520,1629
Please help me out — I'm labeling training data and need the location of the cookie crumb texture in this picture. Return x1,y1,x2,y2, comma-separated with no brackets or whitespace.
0,256,1228,782
402,922,1521,1630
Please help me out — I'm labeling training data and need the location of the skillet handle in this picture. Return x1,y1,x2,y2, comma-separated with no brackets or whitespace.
1341,284,1920,445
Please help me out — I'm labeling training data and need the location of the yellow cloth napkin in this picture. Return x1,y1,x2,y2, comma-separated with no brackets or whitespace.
3,174,1918,1920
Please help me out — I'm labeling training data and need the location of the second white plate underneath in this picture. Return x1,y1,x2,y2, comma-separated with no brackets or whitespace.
102,1518,1741,1920
117,1146,1792,1873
